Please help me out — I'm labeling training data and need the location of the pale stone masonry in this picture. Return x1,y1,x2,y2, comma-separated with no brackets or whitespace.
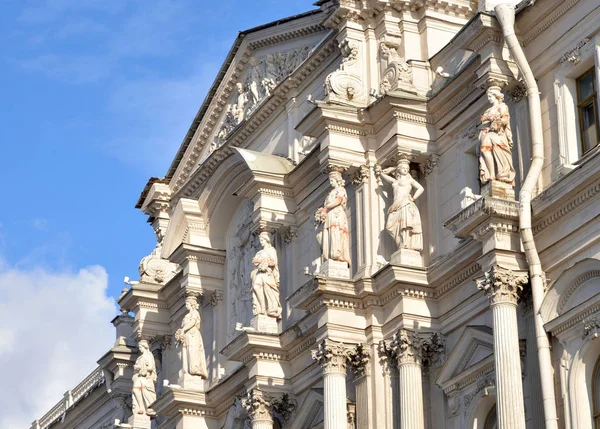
32,1,600,429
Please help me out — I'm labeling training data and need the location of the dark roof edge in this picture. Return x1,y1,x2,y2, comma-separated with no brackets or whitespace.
164,8,322,181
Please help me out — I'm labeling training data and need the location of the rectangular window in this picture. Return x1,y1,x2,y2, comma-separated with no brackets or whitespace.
577,69,599,154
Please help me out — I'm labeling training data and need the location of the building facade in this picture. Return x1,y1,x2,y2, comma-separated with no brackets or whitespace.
32,1,600,428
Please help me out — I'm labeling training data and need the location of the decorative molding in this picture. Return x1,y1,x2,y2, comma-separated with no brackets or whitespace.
557,270,600,315
463,374,495,411
421,333,446,368
378,339,398,375
582,313,600,340
434,262,481,298
419,154,440,177
209,290,224,307
533,181,600,234
476,266,528,306
351,165,370,186
347,343,371,377
172,32,336,196
389,329,422,366
522,0,580,47
242,389,274,424
311,339,349,374
509,82,527,103
283,226,298,244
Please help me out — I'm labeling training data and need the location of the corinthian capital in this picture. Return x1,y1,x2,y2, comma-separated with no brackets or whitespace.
347,343,371,377
421,333,445,367
390,329,422,366
311,340,348,374
378,340,398,374
242,389,273,423
476,266,528,305
419,154,440,177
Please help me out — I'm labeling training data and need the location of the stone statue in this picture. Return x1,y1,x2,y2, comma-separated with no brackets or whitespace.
315,169,351,266
175,295,208,379
131,340,157,416
235,82,248,123
477,86,516,185
375,157,424,251
251,231,282,319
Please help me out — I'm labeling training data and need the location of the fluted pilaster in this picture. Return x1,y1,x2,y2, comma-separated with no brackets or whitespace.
378,340,399,429
477,266,528,429
390,330,424,429
312,340,348,429
348,344,372,429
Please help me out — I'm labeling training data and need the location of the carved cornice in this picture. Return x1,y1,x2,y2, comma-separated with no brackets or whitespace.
476,266,528,306
311,339,349,375
522,0,580,47
444,196,520,238
533,181,600,234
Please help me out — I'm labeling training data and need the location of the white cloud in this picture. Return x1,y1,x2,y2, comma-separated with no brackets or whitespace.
0,260,116,429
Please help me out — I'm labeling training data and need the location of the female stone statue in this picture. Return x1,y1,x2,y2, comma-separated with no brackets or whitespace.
131,340,157,416
315,169,351,265
477,87,516,184
375,158,424,251
175,295,208,379
250,231,282,319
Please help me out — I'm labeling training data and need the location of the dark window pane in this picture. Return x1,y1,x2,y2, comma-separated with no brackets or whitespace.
583,124,597,153
582,102,596,128
578,71,595,101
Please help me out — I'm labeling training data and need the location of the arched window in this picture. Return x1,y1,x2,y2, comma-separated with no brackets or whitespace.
594,355,600,428
484,405,497,429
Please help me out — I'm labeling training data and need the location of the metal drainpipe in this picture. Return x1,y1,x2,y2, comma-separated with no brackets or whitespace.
494,3,559,429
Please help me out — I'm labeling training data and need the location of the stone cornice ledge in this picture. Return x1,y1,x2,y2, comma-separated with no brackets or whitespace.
151,385,209,419
221,331,283,362
444,196,520,239
532,149,600,234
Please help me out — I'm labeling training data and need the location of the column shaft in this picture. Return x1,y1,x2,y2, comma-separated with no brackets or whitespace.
324,372,348,429
492,302,526,429
252,420,273,429
398,363,425,429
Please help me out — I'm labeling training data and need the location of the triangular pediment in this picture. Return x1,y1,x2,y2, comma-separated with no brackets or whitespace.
166,10,331,193
436,326,494,389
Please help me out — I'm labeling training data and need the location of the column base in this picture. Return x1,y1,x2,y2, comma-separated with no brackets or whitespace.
178,372,205,390
128,412,151,429
319,260,350,279
250,314,280,334
390,249,423,267
481,180,515,200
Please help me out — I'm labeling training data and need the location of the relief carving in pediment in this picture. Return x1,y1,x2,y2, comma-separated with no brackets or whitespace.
211,45,313,153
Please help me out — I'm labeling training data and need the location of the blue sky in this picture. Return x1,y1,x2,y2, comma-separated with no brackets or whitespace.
0,1,317,426
1,0,316,300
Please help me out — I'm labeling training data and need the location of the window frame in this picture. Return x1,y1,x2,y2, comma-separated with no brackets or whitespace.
576,68,600,155
553,35,600,177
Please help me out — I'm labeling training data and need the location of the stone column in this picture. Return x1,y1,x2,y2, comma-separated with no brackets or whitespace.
476,266,528,429
312,340,348,429
348,344,372,429
378,341,399,429
390,330,425,429
243,389,274,429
